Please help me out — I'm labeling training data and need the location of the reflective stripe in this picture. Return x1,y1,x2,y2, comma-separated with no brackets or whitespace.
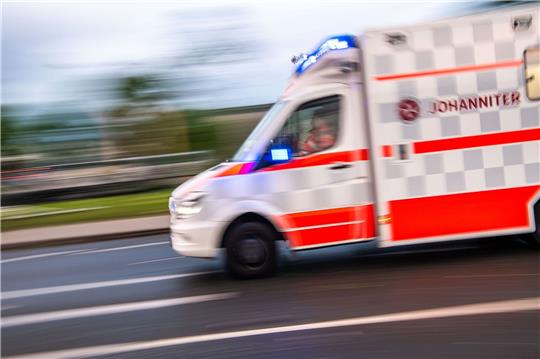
277,204,376,248
283,220,364,233
374,59,523,81
279,206,358,229
412,128,540,154
378,129,540,157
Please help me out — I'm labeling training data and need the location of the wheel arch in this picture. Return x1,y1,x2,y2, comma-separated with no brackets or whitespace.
220,212,286,248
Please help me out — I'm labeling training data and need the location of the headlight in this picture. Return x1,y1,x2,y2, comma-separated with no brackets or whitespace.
169,192,205,219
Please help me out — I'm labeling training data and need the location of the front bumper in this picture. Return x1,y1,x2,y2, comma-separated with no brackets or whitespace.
170,219,223,258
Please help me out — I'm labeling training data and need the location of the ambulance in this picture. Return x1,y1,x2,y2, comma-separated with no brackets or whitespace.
170,4,540,278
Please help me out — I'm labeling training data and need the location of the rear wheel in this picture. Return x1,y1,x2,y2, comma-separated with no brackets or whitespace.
225,222,277,279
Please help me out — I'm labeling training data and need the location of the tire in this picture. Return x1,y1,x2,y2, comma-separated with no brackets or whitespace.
523,203,540,249
225,222,277,279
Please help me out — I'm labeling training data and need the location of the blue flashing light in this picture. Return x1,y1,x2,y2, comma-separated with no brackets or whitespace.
270,148,291,162
294,34,357,75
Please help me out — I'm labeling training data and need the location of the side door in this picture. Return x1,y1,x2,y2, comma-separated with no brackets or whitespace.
257,90,374,249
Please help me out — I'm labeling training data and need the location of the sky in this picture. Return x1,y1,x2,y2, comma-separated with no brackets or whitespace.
2,1,471,109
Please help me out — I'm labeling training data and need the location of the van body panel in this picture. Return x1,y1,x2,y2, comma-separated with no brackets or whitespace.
171,4,539,259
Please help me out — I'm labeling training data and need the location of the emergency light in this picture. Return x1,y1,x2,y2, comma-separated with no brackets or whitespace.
295,34,357,75
270,148,291,162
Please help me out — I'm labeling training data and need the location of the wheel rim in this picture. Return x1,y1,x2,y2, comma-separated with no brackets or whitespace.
236,235,268,270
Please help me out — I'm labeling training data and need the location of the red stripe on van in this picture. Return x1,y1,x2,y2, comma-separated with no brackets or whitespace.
389,185,540,241
381,145,393,158
374,59,523,81
413,128,540,154
261,149,369,172
215,150,370,178
280,206,358,229
278,204,376,248
286,223,359,248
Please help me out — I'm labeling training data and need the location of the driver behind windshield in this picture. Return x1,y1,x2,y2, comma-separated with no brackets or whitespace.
300,108,337,155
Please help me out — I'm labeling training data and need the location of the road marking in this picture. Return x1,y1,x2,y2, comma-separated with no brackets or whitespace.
6,297,539,359
445,274,540,278
0,249,93,264
2,292,238,328
68,241,169,255
128,257,184,266
1,271,217,300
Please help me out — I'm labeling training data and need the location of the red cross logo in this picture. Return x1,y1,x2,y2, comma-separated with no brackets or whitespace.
398,98,420,123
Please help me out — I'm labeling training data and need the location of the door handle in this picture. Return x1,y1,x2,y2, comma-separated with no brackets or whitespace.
329,162,352,170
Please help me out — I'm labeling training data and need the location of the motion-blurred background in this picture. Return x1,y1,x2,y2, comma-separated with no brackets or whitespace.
1,1,499,233
3,3,539,359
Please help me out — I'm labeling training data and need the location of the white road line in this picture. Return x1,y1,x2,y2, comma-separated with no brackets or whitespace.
1,271,217,300
445,274,540,278
68,241,169,255
128,257,184,266
2,292,238,328
6,297,539,359
0,249,93,264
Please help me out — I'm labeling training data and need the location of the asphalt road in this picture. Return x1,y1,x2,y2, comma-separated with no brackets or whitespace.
2,234,539,358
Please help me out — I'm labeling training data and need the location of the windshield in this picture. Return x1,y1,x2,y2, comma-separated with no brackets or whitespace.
232,101,287,162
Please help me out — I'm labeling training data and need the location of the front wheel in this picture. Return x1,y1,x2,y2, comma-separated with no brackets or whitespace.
225,222,277,279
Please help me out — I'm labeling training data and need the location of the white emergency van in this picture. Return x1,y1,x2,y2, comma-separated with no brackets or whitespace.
170,4,540,278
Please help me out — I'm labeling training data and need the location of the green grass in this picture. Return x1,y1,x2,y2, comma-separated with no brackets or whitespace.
1,189,173,232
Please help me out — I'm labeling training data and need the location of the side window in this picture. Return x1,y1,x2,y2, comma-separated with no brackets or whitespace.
274,95,340,157
525,46,540,101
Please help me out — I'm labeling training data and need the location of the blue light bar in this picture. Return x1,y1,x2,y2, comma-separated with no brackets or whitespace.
294,34,357,75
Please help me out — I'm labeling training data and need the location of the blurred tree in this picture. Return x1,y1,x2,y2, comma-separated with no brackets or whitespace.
2,105,99,168
1,106,19,157
106,74,190,157
115,75,171,110
28,111,102,164
109,74,171,119
103,8,263,159
153,7,262,159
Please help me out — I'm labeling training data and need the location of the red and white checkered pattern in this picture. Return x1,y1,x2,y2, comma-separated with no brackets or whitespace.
363,6,540,202
210,161,372,215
